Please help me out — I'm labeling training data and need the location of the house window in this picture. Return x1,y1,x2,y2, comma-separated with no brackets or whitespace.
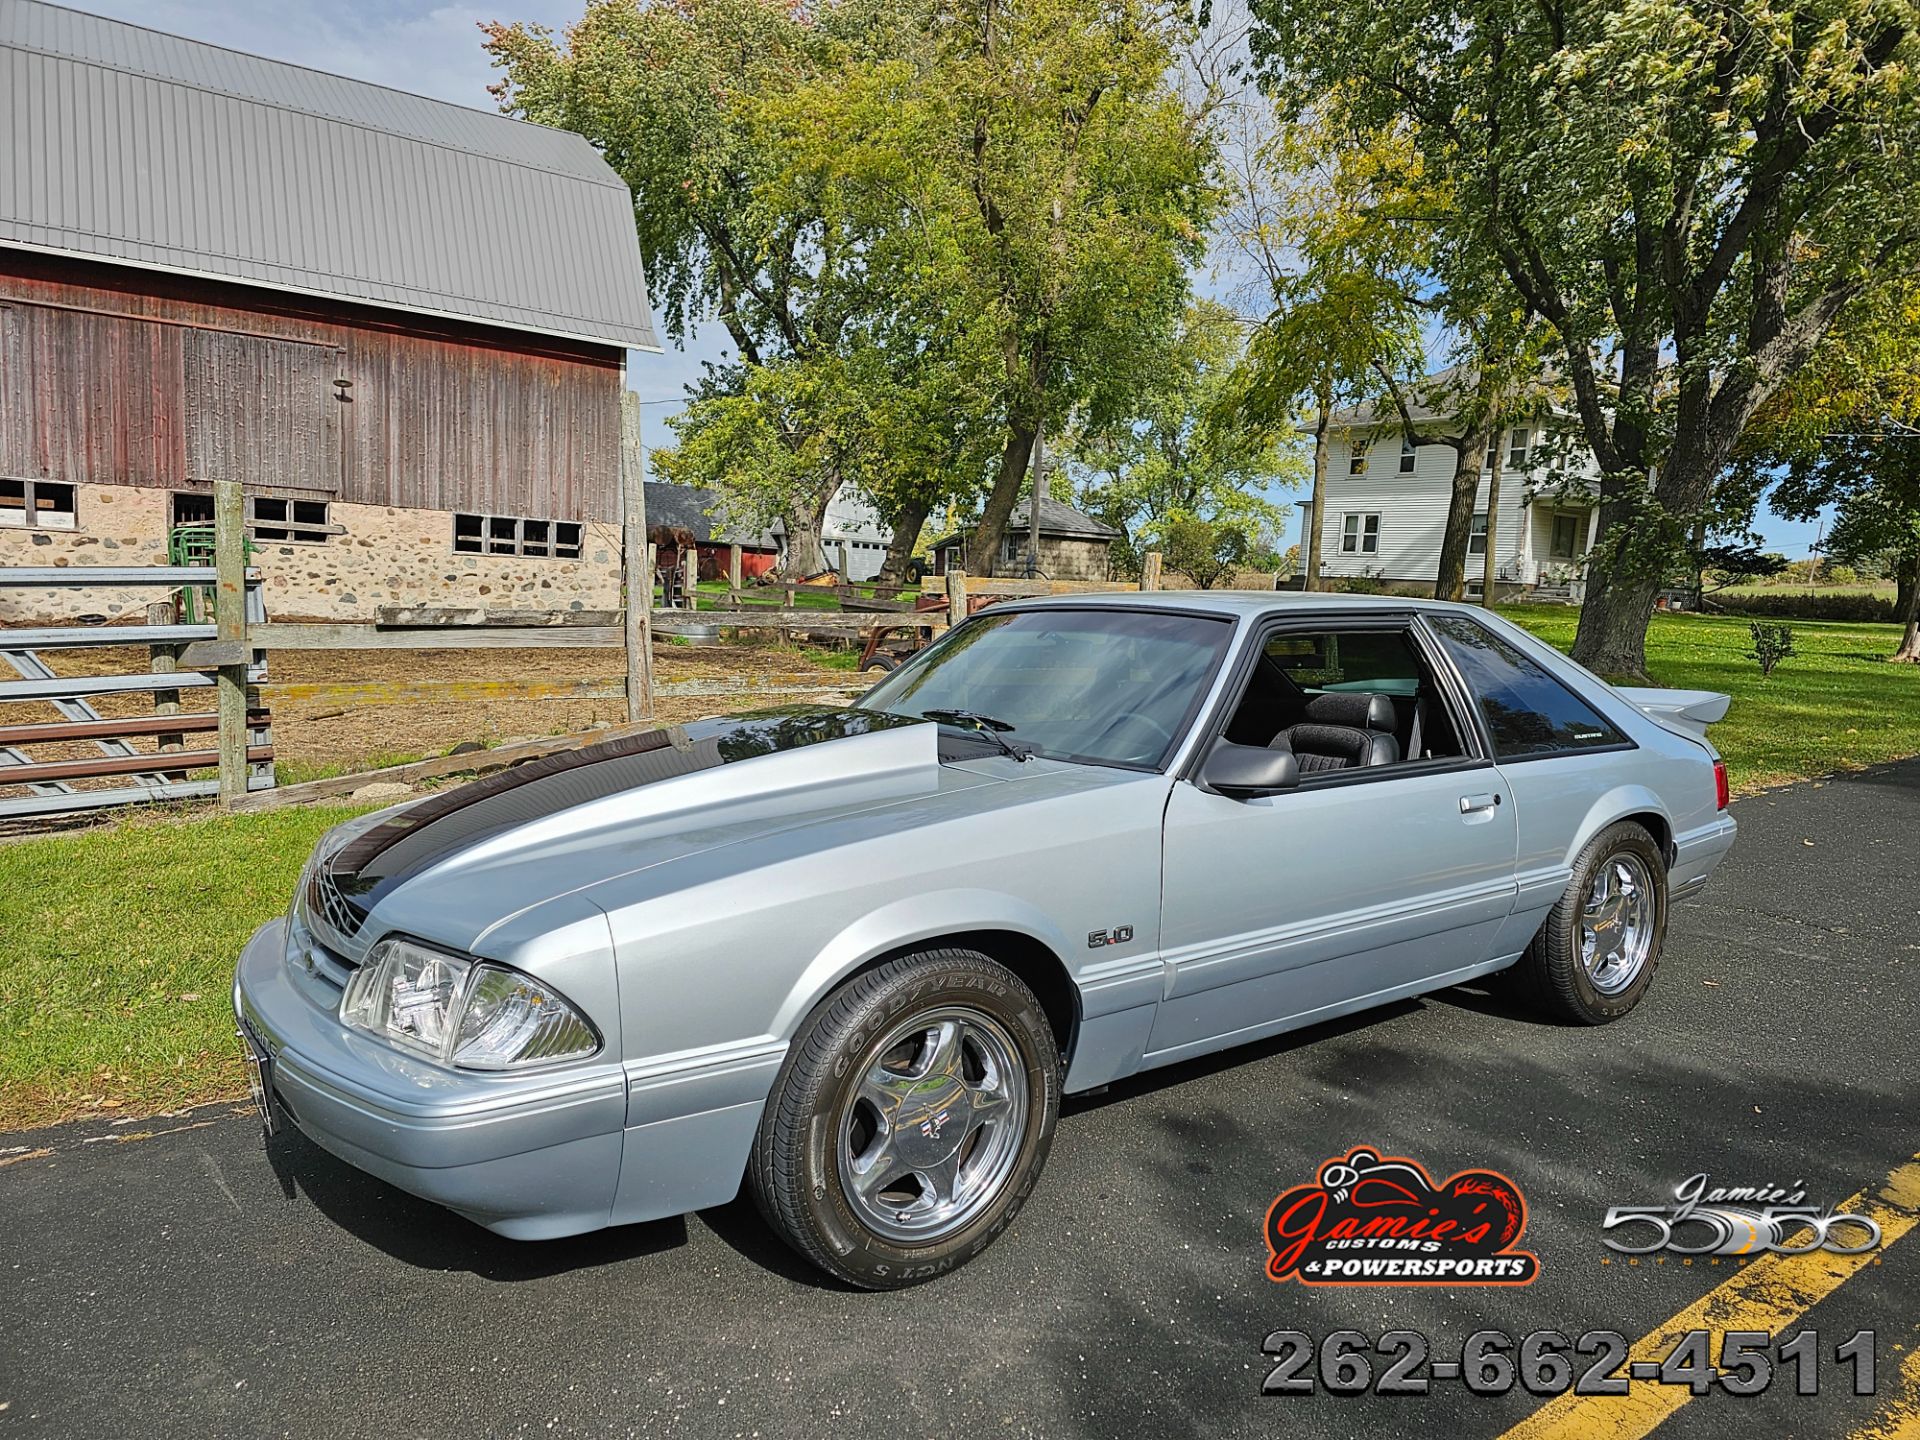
1508,427,1531,467
1340,513,1380,555
1550,513,1581,559
250,496,334,544
1347,441,1369,476
1468,512,1489,556
1399,436,1417,474
453,512,584,559
0,478,77,530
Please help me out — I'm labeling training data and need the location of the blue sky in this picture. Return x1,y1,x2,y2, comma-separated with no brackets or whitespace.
62,0,1823,556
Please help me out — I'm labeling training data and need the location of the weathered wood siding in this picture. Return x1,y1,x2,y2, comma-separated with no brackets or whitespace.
0,252,622,521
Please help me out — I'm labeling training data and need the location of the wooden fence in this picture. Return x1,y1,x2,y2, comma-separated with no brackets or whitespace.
3,453,1164,819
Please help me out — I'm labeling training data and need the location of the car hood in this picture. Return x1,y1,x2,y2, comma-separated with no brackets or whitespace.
306,707,1013,956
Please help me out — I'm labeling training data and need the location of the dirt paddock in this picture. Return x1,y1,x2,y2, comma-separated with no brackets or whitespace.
4,637,862,799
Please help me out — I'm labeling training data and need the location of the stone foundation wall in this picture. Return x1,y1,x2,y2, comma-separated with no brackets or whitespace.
989,536,1112,582
0,483,623,624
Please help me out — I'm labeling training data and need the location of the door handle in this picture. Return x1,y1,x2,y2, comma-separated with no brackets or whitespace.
1459,792,1502,815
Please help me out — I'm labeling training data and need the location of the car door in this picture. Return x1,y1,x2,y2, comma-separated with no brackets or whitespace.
1145,615,1519,1065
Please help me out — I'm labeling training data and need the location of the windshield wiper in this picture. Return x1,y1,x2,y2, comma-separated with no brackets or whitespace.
920,709,1032,763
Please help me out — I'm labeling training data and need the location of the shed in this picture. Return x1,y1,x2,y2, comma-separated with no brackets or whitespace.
930,498,1121,582
643,482,782,582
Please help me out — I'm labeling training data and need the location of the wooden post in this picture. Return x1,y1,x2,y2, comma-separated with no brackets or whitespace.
147,598,183,753
728,543,742,592
946,567,968,627
681,550,697,612
620,391,655,722
214,480,248,805
838,540,851,582
1140,550,1163,592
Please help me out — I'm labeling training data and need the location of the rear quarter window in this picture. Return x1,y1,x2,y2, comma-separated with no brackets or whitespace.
1428,615,1629,759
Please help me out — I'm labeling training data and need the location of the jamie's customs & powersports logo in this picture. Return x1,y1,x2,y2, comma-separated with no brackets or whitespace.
1265,1147,1541,1286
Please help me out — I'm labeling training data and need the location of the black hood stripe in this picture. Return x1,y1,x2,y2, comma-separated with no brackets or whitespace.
328,706,927,906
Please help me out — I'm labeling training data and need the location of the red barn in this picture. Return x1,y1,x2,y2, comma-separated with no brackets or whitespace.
0,0,657,623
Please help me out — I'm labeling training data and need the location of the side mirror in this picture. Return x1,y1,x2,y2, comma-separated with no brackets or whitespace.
1201,740,1301,798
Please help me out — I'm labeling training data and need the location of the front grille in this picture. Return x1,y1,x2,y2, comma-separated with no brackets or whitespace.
306,864,369,946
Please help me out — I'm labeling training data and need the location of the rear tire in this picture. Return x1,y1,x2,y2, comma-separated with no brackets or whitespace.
749,949,1061,1288
1515,821,1668,1024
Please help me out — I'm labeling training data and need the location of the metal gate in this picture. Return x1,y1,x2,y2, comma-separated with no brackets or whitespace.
0,563,273,820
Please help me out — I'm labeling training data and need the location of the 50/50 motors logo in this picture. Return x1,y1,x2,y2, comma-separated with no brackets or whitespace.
1265,1147,1540,1286
1602,1172,1883,1256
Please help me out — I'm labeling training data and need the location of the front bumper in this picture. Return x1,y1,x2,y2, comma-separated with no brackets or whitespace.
232,919,627,1239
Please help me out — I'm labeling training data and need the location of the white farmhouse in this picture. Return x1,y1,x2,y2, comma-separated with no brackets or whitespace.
1303,371,1603,601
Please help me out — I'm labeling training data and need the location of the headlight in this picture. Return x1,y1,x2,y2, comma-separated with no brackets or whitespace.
339,936,600,1070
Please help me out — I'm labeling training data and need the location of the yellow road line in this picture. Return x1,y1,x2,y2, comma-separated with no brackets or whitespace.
1848,1325,1920,1440
1499,1153,1920,1440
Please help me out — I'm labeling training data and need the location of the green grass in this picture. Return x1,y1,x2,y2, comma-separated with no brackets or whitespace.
1498,607,1920,793
684,578,911,610
2,606,1914,1132
0,805,371,1130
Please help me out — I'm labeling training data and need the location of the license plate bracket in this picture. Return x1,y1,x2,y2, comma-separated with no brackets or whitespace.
237,1020,276,1141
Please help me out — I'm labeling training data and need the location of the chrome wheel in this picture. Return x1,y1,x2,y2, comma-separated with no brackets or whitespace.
836,1007,1029,1243
1581,852,1656,995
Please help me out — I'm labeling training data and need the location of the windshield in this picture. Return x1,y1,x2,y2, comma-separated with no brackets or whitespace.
859,607,1234,768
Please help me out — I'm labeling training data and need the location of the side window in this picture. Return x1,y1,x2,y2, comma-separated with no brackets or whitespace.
1222,626,1465,766
1428,615,1629,759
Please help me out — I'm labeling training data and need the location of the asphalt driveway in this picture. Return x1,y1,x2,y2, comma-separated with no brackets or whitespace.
3,759,1916,1439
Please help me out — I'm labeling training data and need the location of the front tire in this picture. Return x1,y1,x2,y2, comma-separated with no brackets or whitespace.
749,949,1061,1288
1515,821,1668,1024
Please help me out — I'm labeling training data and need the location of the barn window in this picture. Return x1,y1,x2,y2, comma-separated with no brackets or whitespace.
250,496,334,544
0,479,78,530
454,513,583,559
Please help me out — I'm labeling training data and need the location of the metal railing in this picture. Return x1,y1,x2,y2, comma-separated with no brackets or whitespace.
0,482,274,819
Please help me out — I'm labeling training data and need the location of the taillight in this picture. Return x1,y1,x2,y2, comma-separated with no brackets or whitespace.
1713,760,1730,811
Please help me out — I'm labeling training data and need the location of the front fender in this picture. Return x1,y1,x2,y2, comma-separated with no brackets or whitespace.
771,887,1079,1040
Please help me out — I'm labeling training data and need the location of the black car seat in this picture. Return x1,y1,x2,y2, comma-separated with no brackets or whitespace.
1270,693,1402,772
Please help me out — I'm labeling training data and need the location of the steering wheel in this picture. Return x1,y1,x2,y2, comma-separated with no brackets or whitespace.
1091,711,1176,763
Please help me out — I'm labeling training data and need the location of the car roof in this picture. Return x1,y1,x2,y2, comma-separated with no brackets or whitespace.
1001,589,1493,621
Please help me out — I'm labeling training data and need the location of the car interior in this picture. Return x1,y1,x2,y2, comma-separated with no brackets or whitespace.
1220,627,1466,774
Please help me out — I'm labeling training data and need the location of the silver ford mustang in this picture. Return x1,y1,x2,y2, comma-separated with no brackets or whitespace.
233,592,1735,1286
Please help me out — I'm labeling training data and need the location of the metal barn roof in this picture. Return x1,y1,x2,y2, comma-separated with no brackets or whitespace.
644,482,782,551
0,0,658,351
929,496,1122,550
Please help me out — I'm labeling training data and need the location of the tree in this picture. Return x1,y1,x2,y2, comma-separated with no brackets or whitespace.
1223,111,1428,591
1070,301,1299,575
1739,282,1920,660
1158,514,1256,589
485,0,935,576
1248,0,1920,678
821,0,1223,577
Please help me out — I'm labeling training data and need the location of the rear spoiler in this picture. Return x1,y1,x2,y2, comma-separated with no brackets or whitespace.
1613,686,1730,738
